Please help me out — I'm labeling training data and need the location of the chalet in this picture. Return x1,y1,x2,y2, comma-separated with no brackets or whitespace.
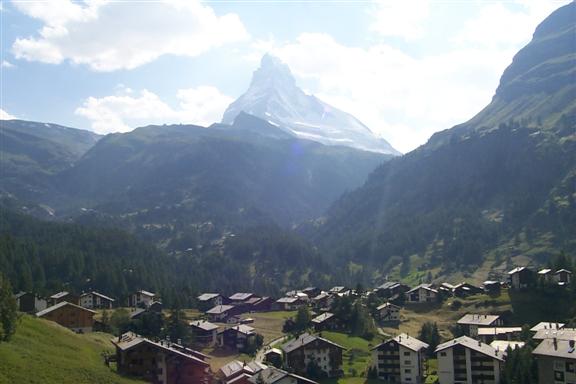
538,268,554,284
328,286,350,296
112,332,211,384
376,302,401,322
436,336,504,384
508,266,534,290
264,348,284,368
405,284,439,304
438,282,455,297
48,291,79,306
311,292,332,309
79,291,115,309
197,293,225,309
217,360,266,384
275,297,305,311
219,324,257,351
555,269,573,285
371,333,428,384
302,287,321,298
281,333,345,378
375,281,410,299
533,328,576,341
532,337,576,384
190,320,219,346
14,292,47,313
452,282,483,297
207,305,238,322
477,327,522,344
311,312,340,331
482,281,501,295
248,367,319,384
36,301,95,333
457,314,502,338
530,322,565,333
127,290,157,308
249,296,273,312
229,293,256,305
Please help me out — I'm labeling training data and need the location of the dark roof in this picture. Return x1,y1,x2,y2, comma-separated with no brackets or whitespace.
282,333,345,353
36,301,96,317
406,284,438,294
207,305,235,314
248,367,318,384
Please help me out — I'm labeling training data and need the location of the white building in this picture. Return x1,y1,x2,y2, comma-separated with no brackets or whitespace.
533,337,576,384
128,290,157,308
371,333,429,384
80,291,115,309
405,284,438,303
457,314,502,338
436,336,504,384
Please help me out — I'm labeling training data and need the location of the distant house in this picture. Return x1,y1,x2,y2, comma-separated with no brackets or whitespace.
79,291,115,309
508,266,534,290
371,333,428,384
530,322,565,333
376,302,401,322
48,291,79,306
127,290,157,308
190,320,219,346
112,332,211,384
436,336,504,384
206,305,237,322
405,284,439,303
197,293,225,310
477,327,522,344
452,282,483,297
555,269,572,285
311,312,340,331
532,337,576,384
14,292,47,313
538,268,554,284
281,333,345,378
249,296,273,312
216,360,267,384
36,301,96,333
264,348,284,368
532,327,576,341
457,314,502,338
219,324,257,351
248,366,319,384
490,340,525,355
229,293,256,305
302,287,321,298
482,280,501,295
311,292,332,309
375,281,410,299
328,286,349,295
275,297,305,311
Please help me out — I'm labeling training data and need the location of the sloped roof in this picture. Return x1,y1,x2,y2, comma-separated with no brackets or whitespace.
406,284,438,294
377,302,400,311
198,293,220,301
457,314,500,326
530,322,565,332
372,333,428,352
229,293,254,301
276,297,298,304
49,291,71,299
435,336,504,361
81,291,115,302
219,360,266,378
477,327,522,336
533,328,576,341
248,366,318,384
282,333,345,353
36,301,96,317
207,305,235,314
230,324,255,335
190,320,219,331
533,338,576,359
508,266,529,275
311,312,334,324
490,340,525,353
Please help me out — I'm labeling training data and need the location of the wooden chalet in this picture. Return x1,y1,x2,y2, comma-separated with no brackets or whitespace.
36,301,95,333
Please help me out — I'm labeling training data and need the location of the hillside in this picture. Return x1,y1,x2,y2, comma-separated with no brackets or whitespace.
0,315,144,384
0,120,101,207
311,2,576,282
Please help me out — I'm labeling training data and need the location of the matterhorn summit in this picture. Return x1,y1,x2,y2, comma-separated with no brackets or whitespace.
222,54,400,155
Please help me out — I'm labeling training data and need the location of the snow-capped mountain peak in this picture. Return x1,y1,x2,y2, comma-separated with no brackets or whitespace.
222,54,400,155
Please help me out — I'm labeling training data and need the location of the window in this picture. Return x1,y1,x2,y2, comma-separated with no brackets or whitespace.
404,369,411,373
404,352,411,356
405,360,411,365
567,362,575,373
440,352,447,357
555,371,565,381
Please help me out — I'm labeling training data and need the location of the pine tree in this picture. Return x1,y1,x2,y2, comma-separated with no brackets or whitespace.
0,273,19,342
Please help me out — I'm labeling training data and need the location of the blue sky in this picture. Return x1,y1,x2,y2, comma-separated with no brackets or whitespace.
0,0,570,152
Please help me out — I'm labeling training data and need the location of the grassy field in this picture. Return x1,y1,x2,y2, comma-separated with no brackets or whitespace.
239,311,296,344
321,331,383,383
0,315,144,384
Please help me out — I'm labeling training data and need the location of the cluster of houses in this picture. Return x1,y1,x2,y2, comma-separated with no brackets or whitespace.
372,317,575,384
14,289,161,333
508,266,572,289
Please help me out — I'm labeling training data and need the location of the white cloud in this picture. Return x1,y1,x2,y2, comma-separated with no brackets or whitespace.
0,109,16,120
75,86,233,134
1,60,16,68
370,0,430,40
454,0,570,48
12,0,249,71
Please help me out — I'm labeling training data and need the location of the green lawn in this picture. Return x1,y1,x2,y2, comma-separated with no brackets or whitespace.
320,331,382,382
0,315,144,384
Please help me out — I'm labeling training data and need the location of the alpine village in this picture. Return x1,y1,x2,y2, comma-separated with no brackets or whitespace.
1,2,576,384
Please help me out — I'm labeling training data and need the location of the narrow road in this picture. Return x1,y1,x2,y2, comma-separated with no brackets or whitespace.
255,335,288,363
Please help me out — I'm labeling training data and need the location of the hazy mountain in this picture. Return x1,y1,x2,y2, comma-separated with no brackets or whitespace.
51,113,389,249
222,54,400,155
0,119,101,205
311,3,576,279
